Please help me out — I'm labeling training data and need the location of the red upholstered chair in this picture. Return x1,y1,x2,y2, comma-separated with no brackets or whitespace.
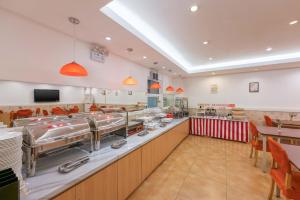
51,107,67,115
35,108,41,116
264,115,274,127
42,110,49,116
90,104,98,112
69,106,79,114
249,122,270,166
15,109,33,118
268,138,300,200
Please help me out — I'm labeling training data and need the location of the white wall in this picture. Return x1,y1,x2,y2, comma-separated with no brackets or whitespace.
0,80,85,105
0,8,173,106
183,68,300,111
0,8,150,91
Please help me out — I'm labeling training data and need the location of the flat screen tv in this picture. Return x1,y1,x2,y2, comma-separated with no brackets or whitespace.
34,89,60,102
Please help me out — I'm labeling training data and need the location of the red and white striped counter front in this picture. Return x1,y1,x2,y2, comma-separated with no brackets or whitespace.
189,116,249,143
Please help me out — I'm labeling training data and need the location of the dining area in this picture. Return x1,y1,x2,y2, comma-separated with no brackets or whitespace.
250,115,300,200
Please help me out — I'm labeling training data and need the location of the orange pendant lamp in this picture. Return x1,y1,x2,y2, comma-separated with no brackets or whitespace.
123,76,138,85
166,85,175,92
60,61,88,76
176,87,184,93
60,17,88,77
150,82,161,89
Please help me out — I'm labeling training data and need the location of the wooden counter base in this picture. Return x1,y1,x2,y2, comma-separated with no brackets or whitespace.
52,120,189,200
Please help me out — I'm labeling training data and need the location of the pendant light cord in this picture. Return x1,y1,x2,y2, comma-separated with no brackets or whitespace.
73,22,76,62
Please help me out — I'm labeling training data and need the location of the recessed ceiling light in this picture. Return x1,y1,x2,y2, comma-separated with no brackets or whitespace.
266,47,272,52
190,5,198,12
203,41,209,45
105,37,111,41
209,57,213,61
289,20,298,25
143,56,147,59
162,66,166,69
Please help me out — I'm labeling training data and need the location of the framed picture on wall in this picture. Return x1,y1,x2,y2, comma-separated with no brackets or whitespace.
210,84,218,94
249,82,259,93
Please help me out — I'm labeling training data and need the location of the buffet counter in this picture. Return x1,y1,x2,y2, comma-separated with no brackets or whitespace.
190,116,249,143
21,118,189,200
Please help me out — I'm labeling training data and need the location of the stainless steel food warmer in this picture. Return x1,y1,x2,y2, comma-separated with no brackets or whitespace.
22,118,93,177
87,112,127,150
70,112,127,150
13,116,69,127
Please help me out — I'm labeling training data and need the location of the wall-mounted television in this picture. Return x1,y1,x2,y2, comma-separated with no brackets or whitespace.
34,89,60,102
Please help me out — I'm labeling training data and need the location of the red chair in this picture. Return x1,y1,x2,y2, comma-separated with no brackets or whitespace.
90,104,98,112
249,122,270,166
42,110,49,116
15,109,33,118
51,107,67,115
35,108,41,116
0,110,3,114
268,138,300,200
264,115,274,127
69,106,79,114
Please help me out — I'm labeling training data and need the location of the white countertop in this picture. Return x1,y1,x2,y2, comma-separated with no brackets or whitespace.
21,118,188,200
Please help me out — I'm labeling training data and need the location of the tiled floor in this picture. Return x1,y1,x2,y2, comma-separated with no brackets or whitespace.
129,136,282,200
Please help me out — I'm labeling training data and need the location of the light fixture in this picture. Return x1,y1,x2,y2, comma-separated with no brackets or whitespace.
166,85,175,92
203,41,209,45
143,56,147,59
266,47,272,52
102,2,300,73
209,57,213,61
60,17,88,77
162,66,166,69
289,20,298,25
105,36,111,41
60,62,88,76
123,76,137,85
150,82,161,89
190,5,198,12
176,87,184,93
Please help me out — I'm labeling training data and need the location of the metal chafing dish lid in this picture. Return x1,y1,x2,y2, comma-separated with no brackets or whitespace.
13,116,69,127
90,113,126,131
70,112,103,119
23,118,91,146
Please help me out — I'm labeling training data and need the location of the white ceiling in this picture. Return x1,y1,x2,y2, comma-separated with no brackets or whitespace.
1,0,300,77
0,0,184,77
102,0,300,74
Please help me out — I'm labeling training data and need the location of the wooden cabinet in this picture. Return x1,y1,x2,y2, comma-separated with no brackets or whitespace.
52,187,76,200
76,162,118,200
117,149,142,200
50,120,189,200
141,141,154,181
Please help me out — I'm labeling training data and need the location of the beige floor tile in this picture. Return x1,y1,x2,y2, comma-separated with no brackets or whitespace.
128,136,279,200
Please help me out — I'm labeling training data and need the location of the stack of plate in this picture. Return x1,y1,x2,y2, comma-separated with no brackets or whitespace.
0,131,25,192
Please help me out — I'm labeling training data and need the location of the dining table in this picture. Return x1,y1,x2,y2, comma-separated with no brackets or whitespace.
281,144,300,170
272,120,300,129
256,125,300,172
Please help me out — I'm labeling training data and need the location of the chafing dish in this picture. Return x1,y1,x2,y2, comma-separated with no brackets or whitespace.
205,107,217,116
128,121,144,136
13,116,69,127
71,112,127,150
88,113,126,150
22,118,93,177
